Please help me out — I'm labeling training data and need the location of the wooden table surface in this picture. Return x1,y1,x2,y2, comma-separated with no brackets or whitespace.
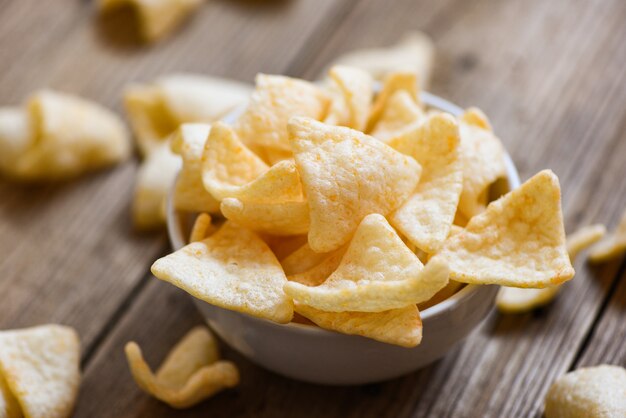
2,0,626,416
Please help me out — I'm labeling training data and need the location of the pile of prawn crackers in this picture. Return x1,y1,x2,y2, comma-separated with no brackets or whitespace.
151,66,576,348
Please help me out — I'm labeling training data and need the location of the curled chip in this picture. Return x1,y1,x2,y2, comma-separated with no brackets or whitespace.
288,117,421,252
189,213,214,243
295,304,422,348
132,142,182,230
457,108,507,218
220,197,310,236
544,365,626,418
124,74,250,155
171,124,220,214
328,31,434,86
98,0,204,43
0,90,130,181
589,208,626,263
325,66,373,131
370,90,424,143
496,224,606,313
152,221,294,323
367,72,419,132
235,74,330,158
433,170,574,288
0,325,81,418
201,122,269,201
389,113,463,253
125,327,239,409
284,214,449,312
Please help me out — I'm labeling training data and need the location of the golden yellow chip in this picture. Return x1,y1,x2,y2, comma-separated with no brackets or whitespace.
235,74,330,155
544,365,626,418
457,108,507,218
189,213,215,243
0,90,130,181
152,222,293,323
171,124,220,214
366,72,419,132
284,214,450,312
281,243,347,276
295,304,422,348
0,325,80,418
417,280,464,311
261,234,308,261
132,141,182,230
125,326,239,409
328,31,434,86
389,113,463,253
327,66,373,131
124,74,250,155
287,248,346,287
589,208,626,263
220,197,310,236
432,170,574,288
288,117,421,252
496,224,606,313
370,90,424,143
99,0,204,42
201,122,269,200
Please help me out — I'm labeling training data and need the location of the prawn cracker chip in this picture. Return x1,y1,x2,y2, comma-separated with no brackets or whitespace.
151,222,294,323
287,248,346,287
201,122,268,201
171,124,220,214
262,234,308,261
544,365,626,418
125,326,239,409
432,170,574,288
235,74,330,154
370,90,424,143
0,325,81,418
496,224,606,313
281,243,346,276
220,198,310,236
457,108,507,218
589,208,626,263
366,71,419,132
295,304,422,348
327,66,373,131
284,214,449,312
288,117,421,252
389,113,463,253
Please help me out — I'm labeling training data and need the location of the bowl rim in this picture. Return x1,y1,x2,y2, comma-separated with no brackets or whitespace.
166,91,521,335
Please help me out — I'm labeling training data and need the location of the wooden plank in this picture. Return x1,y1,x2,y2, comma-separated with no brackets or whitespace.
74,0,626,416
0,0,353,355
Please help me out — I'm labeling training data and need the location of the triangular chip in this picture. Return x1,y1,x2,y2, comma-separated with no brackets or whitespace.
235,74,329,154
366,72,419,132
125,327,239,409
370,90,424,143
151,222,293,323
283,214,449,312
0,325,80,418
589,208,626,263
281,243,347,276
261,234,308,261
389,113,463,253
220,197,310,236
327,66,373,131
295,304,422,348
201,122,269,201
288,117,421,252
171,124,221,214
433,170,575,288
457,108,507,218
287,248,346,287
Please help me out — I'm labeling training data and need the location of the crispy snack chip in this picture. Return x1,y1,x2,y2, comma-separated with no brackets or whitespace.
235,74,329,156
132,142,182,230
544,365,626,418
287,248,346,287
281,243,347,276
457,108,507,218
496,224,606,313
262,234,308,261
125,327,239,409
295,304,422,348
326,66,373,131
367,72,419,132
329,31,434,86
0,325,80,418
288,117,421,252
0,90,130,181
370,90,424,143
189,213,214,243
152,222,293,323
124,74,250,155
433,170,575,288
589,208,626,263
389,113,463,253
99,0,204,42
171,124,220,213
220,198,310,236
284,214,449,312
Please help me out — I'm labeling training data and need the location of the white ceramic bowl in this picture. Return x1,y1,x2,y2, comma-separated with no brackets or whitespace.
166,93,521,385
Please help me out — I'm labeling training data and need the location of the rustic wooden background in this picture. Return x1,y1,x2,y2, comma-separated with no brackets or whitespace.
1,0,625,416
